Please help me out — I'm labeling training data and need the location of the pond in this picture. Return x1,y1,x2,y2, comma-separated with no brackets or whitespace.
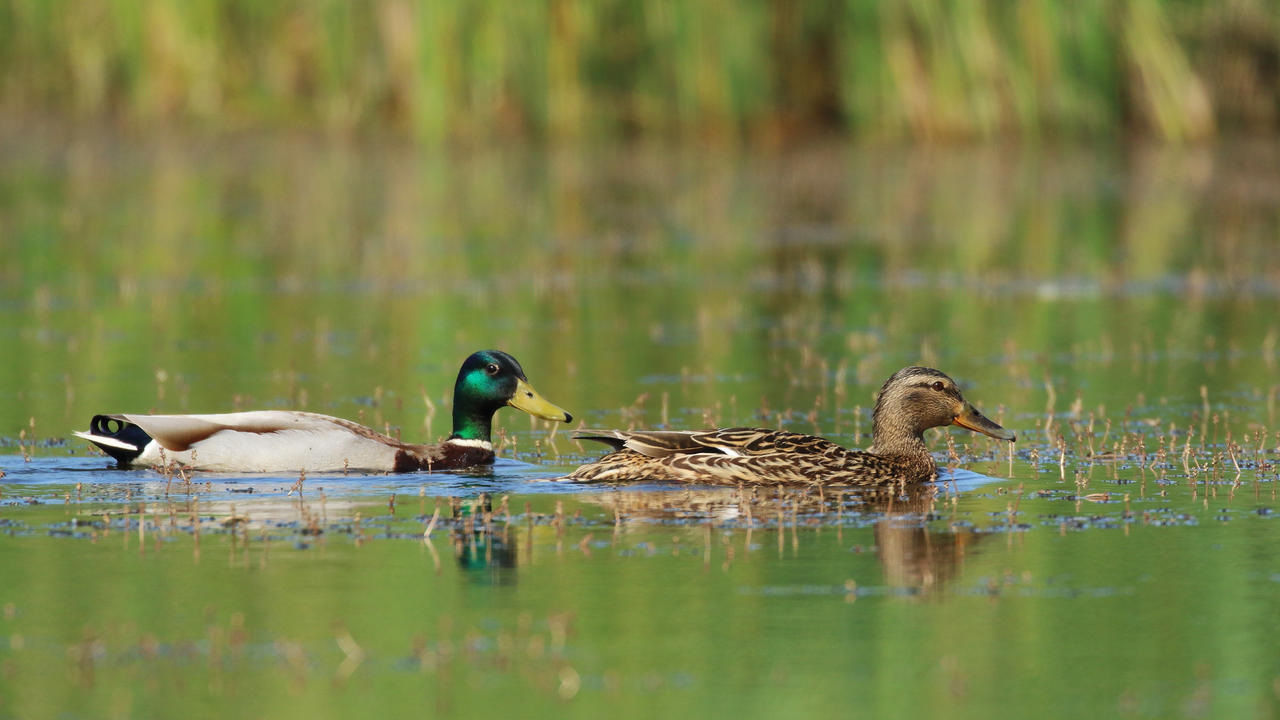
2,127,1280,719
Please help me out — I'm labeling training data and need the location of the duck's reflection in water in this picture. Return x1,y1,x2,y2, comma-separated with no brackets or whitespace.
162,482,982,595
450,522,519,585
426,495,520,586
581,484,983,595
870,489,978,593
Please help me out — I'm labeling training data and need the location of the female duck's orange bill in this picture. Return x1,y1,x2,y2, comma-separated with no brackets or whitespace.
951,402,1016,442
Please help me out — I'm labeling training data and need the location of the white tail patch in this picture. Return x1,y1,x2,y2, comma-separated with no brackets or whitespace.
73,431,139,452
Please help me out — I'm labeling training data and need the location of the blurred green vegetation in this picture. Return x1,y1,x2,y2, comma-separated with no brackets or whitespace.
1,0,1277,142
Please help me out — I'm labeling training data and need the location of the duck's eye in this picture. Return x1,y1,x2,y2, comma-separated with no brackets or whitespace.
931,381,945,392
486,363,500,375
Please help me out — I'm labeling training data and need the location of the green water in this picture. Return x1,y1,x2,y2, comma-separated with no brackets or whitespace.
3,128,1280,719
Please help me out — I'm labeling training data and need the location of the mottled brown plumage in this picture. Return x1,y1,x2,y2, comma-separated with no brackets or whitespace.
566,366,1015,486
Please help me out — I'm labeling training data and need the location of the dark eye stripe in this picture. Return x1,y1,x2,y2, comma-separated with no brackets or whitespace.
918,380,961,398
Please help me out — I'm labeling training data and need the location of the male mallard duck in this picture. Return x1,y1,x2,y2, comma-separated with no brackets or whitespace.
566,366,1014,486
74,350,572,473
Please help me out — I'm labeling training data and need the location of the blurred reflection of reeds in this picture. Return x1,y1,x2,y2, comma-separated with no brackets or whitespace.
4,133,1280,441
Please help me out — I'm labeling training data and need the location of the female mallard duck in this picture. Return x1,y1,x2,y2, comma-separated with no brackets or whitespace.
74,350,572,473
566,366,1014,486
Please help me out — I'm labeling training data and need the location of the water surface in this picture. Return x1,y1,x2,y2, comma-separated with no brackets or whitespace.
3,129,1280,719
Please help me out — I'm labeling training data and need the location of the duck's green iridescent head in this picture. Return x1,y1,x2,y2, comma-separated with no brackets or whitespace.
450,350,572,442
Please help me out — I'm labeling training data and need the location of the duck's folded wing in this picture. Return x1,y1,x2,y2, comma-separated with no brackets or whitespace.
689,428,843,457
574,429,706,457
574,427,833,459
122,411,345,452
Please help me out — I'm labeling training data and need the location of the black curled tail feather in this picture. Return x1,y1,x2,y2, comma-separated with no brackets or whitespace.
86,414,153,465
572,432,629,452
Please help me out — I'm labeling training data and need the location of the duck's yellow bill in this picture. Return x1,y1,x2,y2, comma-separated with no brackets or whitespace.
509,378,573,423
952,402,1016,442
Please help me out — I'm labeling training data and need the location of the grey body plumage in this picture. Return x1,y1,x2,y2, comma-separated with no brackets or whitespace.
74,350,572,473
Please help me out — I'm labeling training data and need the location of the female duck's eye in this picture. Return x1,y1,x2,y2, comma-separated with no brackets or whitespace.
932,381,945,392
486,363,500,375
